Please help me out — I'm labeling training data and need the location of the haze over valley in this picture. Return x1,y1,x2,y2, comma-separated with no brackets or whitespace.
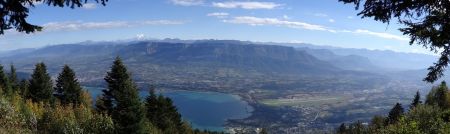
3,0,450,133
0,39,440,133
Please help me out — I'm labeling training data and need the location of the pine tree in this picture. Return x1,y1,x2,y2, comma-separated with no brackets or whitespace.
158,94,183,133
19,79,30,98
435,81,449,109
28,62,53,102
0,64,12,95
144,87,158,124
426,87,438,105
54,65,83,106
103,57,145,133
144,87,184,133
95,92,114,114
337,123,346,134
410,91,422,110
163,97,183,132
8,64,19,91
370,115,385,129
260,128,268,134
385,103,404,125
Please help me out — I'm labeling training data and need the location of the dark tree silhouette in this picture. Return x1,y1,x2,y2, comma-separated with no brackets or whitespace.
337,123,346,134
435,81,449,109
145,87,185,133
103,57,145,133
339,0,450,83
410,91,422,110
385,103,404,125
0,0,108,35
28,62,53,102
8,64,19,91
54,65,83,106
0,64,11,95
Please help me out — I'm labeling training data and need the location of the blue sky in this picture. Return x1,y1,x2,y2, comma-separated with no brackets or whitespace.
0,0,431,54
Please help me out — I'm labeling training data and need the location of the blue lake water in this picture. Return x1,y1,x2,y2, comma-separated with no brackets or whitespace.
84,87,253,131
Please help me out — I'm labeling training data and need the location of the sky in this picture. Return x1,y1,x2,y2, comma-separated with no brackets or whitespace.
0,0,432,54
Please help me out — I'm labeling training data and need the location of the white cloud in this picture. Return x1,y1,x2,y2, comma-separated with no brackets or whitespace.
207,12,229,18
352,29,409,41
313,13,328,17
82,3,97,9
222,16,408,41
223,16,332,32
42,20,185,32
347,16,354,19
212,1,281,9
170,0,204,6
282,15,290,19
328,19,335,23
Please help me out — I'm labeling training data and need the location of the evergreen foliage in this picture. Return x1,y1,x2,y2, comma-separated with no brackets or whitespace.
369,115,385,131
8,64,19,91
385,103,404,125
410,91,422,110
426,81,450,109
54,65,83,106
19,79,30,99
144,87,159,125
0,64,11,95
337,123,346,134
436,82,450,109
28,63,53,103
144,87,184,133
103,57,146,133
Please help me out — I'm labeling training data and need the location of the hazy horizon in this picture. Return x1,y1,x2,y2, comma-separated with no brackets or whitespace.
0,38,438,56
0,0,431,54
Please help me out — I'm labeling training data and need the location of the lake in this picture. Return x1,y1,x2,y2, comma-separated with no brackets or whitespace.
84,87,253,131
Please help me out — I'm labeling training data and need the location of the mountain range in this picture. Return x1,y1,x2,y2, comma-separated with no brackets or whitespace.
0,39,438,92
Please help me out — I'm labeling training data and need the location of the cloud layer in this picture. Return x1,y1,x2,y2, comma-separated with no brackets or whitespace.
212,1,281,9
353,29,408,41
169,0,282,9
42,20,185,32
207,12,230,18
82,3,97,9
223,16,407,41
223,16,332,31
170,0,204,6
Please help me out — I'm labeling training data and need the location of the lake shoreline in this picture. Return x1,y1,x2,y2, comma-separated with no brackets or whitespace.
83,86,255,132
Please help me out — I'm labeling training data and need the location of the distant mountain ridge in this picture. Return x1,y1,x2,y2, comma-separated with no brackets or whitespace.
115,41,338,74
0,40,391,91
6,39,435,71
0,39,438,91
296,47,379,72
265,42,437,70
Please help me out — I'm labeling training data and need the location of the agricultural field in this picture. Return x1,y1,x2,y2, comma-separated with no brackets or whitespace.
260,94,349,107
